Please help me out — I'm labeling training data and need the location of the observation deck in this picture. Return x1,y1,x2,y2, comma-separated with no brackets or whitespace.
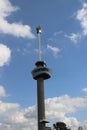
32,61,51,80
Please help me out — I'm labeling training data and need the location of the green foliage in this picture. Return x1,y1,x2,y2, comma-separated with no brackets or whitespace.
53,122,70,130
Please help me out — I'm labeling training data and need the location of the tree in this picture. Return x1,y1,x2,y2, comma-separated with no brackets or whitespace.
53,122,70,130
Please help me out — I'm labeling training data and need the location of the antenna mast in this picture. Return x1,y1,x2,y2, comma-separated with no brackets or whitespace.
36,26,42,61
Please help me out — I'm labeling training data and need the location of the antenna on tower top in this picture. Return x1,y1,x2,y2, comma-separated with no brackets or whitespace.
36,26,42,61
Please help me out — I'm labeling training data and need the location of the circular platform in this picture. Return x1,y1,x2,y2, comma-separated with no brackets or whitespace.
32,61,51,80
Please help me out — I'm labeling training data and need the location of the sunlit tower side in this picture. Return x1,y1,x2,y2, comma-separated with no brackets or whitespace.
32,26,51,130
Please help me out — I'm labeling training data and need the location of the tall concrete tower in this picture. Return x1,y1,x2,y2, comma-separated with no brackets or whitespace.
32,26,51,130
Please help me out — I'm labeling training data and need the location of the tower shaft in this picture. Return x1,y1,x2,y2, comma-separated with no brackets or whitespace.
37,78,45,130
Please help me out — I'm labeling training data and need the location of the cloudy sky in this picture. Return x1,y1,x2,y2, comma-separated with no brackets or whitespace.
0,0,87,130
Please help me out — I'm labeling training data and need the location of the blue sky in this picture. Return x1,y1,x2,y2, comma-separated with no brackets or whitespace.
0,0,87,130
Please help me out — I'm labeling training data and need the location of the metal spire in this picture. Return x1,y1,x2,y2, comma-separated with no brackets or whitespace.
36,26,42,61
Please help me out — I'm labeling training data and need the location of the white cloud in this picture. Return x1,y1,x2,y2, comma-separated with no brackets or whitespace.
0,95,87,130
0,101,19,115
0,0,18,18
0,101,21,129
0,100,36,129
47,44,61,56
0,0,35,39
65,33,81,44
82,87,87,92
0,43,11,67
53,31,63,36
0,86,9,97
76,3,87,36
45,95,87,120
